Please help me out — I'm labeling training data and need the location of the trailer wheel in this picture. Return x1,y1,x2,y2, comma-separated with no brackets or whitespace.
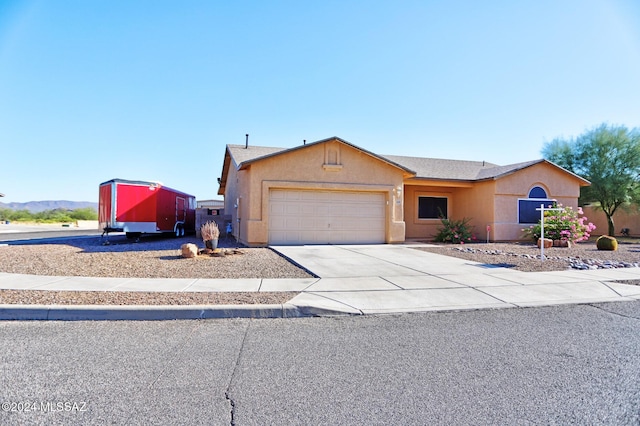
175,225,184,238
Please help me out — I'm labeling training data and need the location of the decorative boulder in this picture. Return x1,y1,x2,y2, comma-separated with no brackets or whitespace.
537,238,553,249
553,239,571,248
180,243,199,258
596,235,618,251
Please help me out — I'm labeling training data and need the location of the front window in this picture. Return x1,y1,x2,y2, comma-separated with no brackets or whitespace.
418,196,447,219
518,186,554,224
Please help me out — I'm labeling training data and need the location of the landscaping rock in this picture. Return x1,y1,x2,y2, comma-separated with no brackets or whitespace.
537,238,553,248
180,243,199,258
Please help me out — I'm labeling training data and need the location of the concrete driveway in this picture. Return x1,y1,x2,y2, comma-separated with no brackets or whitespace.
272,244,640,315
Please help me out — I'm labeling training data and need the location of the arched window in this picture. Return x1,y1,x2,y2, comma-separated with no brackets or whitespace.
528,186,547,199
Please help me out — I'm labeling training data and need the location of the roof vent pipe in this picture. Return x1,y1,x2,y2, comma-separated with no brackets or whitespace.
245,134,249,149
303,139,306,145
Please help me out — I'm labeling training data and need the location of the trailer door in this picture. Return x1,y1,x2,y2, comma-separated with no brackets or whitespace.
176,197,186,222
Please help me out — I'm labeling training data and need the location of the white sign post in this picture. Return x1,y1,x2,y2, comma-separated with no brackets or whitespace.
536,204,563,261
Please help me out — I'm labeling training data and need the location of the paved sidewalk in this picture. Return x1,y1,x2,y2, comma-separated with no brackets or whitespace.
0,244,639,320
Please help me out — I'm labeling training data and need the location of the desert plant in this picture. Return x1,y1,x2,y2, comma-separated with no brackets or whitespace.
434,217,474,244
200,221,220,242
596,235,618,251
522,203,596,244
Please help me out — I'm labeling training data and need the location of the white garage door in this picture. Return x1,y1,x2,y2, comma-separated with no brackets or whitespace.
269,189,386,245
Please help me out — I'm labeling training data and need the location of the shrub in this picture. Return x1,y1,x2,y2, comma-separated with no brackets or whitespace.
596,235,618,251
0,207,97,223
522,203,596,244
434,217,474,244
68,207,98,221
200,221,220,242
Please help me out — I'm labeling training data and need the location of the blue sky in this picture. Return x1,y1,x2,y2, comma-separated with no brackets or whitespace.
1,0,639,203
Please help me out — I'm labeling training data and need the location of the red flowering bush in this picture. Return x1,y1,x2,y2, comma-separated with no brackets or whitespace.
434,217,474,244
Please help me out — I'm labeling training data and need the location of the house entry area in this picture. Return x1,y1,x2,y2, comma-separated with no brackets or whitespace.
268,189,386,245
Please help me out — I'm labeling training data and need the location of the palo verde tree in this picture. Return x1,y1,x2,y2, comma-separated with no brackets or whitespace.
542,123,640,236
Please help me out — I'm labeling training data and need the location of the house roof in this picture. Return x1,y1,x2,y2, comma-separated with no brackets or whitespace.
382,155,499,181
226,137,415,174
226,145,287,167
382,155,589,185
220,137,590,187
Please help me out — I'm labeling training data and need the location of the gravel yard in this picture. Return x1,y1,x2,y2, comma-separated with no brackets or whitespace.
0,235,310,305
417,239,640,273
0,235,313,279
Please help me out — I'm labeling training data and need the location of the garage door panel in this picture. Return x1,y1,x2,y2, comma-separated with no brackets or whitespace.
269,189,385,245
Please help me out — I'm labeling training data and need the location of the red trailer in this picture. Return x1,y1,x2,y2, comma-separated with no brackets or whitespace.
99,179,196,239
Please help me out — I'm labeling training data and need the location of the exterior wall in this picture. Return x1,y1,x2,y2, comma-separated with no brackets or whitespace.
404,181,495,241
456,181,496,242
582,204,640,237
493,163,582,241
235,141,407,246
222,162,240,240
404,184,455,239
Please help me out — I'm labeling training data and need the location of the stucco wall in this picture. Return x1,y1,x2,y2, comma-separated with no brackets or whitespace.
235,141,407,246
222,161,239,238
404,181,496,241
493,163,582,241
582,204,640,237
404,184,455,240
455,181,496,242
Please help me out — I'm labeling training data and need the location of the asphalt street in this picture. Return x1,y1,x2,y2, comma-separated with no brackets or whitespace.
0,226,102,243
1,301,639,425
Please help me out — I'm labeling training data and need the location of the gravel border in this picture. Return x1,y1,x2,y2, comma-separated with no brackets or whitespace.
416,240,640,286
0,289,298,306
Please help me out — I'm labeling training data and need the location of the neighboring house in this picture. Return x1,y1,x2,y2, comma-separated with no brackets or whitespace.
196,199,224,209
217,136,590,246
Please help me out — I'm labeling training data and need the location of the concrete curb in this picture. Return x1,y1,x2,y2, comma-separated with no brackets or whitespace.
0,303,354,321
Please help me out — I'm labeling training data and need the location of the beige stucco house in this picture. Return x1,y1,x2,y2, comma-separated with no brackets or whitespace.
217,137,590,246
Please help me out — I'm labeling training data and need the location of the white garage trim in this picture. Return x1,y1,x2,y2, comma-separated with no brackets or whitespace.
269,189,386,245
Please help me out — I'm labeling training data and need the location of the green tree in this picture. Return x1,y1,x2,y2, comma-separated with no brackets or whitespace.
542,123,640,236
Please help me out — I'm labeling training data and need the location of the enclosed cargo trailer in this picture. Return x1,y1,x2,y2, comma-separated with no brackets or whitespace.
99,179,196,238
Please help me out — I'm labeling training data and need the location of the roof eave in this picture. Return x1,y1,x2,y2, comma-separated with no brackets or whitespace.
487,159,591,185
404,177,475,188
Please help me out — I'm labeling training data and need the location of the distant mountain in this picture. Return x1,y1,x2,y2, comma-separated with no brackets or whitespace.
0,200,98,213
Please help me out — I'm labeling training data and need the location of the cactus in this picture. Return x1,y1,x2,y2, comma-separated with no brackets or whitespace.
596,235,618,251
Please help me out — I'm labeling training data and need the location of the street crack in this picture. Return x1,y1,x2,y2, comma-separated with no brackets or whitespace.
225,319,251,425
